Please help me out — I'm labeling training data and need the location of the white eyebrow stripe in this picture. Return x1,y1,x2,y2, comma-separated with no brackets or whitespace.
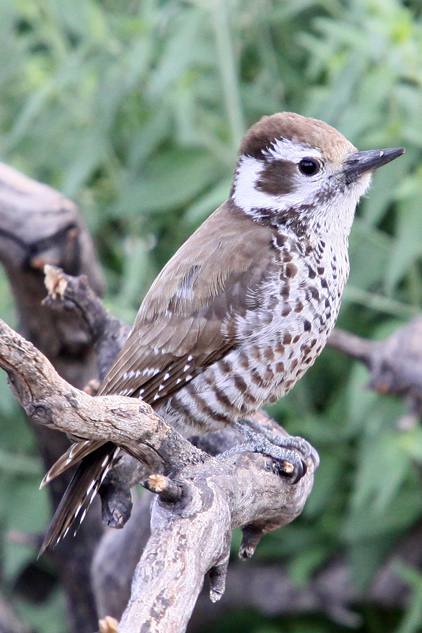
265,138,323,163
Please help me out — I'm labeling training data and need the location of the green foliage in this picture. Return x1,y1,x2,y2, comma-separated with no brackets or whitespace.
1,0,422,631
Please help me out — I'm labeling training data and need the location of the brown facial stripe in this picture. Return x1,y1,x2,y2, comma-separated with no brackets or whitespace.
256,159,296,195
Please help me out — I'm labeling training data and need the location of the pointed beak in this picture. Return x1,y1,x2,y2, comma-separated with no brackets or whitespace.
343,147,405,182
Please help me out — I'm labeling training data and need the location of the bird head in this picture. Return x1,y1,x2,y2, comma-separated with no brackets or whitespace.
231,112,404,238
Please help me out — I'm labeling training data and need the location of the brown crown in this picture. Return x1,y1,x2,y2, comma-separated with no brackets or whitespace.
240,112,356,163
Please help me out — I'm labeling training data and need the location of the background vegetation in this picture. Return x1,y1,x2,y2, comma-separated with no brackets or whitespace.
1,0,422,631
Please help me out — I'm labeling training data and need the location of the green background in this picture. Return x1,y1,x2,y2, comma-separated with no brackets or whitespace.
1,0,422,631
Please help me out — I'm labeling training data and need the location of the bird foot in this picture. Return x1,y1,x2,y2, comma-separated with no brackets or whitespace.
239,417,320,471
216,419,319,484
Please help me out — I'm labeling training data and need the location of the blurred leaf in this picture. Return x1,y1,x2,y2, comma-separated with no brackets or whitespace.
111,148,220,217
386,194,422,295
395,564,422,633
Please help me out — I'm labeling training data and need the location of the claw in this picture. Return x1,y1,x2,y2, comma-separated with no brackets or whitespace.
309,446,320,471
280,455,307,483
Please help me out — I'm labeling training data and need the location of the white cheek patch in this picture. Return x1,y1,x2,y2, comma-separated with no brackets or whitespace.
232,155,322,215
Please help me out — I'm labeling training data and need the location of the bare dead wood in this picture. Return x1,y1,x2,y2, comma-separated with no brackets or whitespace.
93,492,422,632
190,517,422,630
43,264,130,382
0,316,315,632
329,319,422,428
0,162,108,632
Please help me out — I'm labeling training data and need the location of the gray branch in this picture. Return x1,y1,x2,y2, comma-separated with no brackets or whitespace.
0,161,107,632
329,320,422,428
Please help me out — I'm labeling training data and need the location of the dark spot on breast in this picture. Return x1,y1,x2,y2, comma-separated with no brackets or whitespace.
317,267,324,275
304,320,311,331
275,343,285,355
309,286,320,301
264,348,275,362
275,361,285,373
285,263,298,278
283,333,292,344
308,266,316,279
280,285,290,299
239,350,250,370
282,305,291,317
295,301,304,313
250,369,263,385
263,367,274,382
276,234,287,247
220,359,231,373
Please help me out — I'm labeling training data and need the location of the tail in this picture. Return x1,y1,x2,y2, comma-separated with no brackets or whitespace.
40,439,106,487
39,442,119,557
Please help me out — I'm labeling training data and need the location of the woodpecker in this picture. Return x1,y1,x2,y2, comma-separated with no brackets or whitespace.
40,112,404,554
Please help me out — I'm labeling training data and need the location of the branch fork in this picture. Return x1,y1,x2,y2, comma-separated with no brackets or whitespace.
0,309,315,632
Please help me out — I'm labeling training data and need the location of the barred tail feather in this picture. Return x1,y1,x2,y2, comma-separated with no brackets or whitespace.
39,443,119,557
40,439,106,489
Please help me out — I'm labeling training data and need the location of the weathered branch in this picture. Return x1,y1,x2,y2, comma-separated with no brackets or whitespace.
43,264,130,382
0,317,204,471
329,319,422,428
0,162,108,632
0,316,315,632
328,319,422,399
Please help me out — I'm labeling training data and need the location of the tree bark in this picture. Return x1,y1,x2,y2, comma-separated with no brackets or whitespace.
0,162,106,632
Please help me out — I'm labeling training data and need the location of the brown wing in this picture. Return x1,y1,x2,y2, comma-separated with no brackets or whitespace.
42,201,274,485
98,200,274,403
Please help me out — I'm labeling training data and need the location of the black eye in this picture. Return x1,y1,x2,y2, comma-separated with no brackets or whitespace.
298,158,321,176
